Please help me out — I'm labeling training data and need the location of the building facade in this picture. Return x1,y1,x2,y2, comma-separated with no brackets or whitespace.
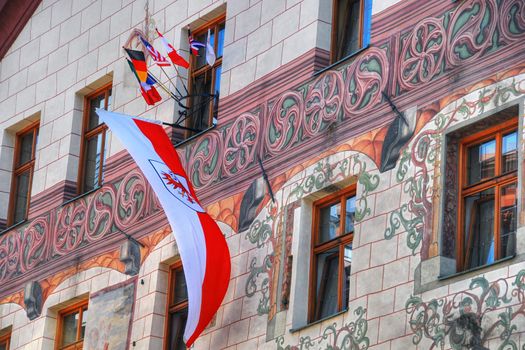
0,0,524,349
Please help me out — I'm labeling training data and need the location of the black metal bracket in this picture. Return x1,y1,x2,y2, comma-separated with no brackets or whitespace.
257,155,276,203
114,228,145,248
382,92,409,127
162,122,204,133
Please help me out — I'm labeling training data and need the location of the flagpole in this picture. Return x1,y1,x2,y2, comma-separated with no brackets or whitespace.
148,72,179,100
170,65,190,95
160,66,185,98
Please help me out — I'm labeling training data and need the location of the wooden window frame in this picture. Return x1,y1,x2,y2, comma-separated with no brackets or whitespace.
0,331,10,350
309,185,355,323
55,300,88,350
187,15,225,135
456,117,518,271
330,0,365,64
7,120,39,226
164,260,188,350
77,83,112,195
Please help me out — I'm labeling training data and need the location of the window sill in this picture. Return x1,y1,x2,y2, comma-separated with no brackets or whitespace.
61,186,102,207
0,219,28,236
438,255,516,281
289,309,347,334
314,45,370,77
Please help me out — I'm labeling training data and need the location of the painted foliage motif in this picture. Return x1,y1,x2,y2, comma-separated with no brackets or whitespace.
406,270,525,350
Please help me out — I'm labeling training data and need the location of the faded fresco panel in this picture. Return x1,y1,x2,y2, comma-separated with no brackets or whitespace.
84,279,136,350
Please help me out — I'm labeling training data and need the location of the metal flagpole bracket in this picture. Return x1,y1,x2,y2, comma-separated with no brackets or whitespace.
114,227,145,248
257,155,276,203
382,92,409,127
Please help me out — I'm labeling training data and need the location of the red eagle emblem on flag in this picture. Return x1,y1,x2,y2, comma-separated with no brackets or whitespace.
149,160,204,212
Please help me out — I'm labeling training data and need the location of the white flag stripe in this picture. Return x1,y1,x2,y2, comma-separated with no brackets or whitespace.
96,109,205,340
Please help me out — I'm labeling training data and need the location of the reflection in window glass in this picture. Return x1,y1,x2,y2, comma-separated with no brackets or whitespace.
467,139,496,185
319,203,341,243
463,188,495,269
333,0,363,61
502,131,518,173
500,183,517,259
315,247,339,320
342,244,352,309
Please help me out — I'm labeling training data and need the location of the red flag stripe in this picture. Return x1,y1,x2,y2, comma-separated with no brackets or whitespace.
132,119,230,347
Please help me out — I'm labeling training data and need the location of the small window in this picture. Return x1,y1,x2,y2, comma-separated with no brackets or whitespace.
309,186,355,322
0,331,10,350
56,300,88,350
458,118,518,271
165,262,188,350
187,16,225,135
7,121,39,226
78,84,112,194
331,0,372,63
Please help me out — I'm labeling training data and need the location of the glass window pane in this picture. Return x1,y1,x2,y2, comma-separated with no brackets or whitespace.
463,188,495,269
319,202,341,243
195,32,207,69
190,73,212,131
80,307,88,340
0,343,6,350
18,131,34,165
217,23,225,58
83,134,104,192
467,138,496,185
342,244,352,309
334,0,362,61
212,65,221,125
502,131,517,174
13,171,30,224
345,196,356,234
168,309,188,350
61,312,79,346
173,269,188,305
500,183,517,259
88,93,106,130
314,247,339,321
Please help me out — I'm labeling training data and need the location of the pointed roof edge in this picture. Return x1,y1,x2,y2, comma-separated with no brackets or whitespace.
0,0,42,60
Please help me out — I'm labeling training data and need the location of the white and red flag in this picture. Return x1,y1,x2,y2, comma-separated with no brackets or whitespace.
96,109,231,347
156,28,190,69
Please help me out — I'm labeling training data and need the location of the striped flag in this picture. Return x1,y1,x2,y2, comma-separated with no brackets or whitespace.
155,28,190,69
188,29,205,56
139,36,170,67
125,48,148,82
95,109,231,347
126,58,162,105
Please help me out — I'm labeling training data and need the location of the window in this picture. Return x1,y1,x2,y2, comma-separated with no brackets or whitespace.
330,0,372,63
165,262,188,350
7,121,39,226
187,16,225,134
0,331,10,350
55,300,88,350
309,186,355,322
457,118,518,271
78,84,112,194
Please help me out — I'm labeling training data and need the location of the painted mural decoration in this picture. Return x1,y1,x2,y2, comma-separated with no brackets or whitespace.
275,307,370,350
182,0,525,202
384,75,525,259
0,170,162,298
243,153,379,319
406,270,525,350
0,0,525,348
84,280,136,350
